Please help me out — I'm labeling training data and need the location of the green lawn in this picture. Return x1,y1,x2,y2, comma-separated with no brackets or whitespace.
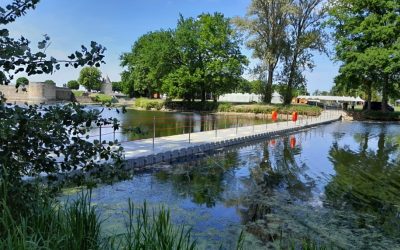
71,90,84,97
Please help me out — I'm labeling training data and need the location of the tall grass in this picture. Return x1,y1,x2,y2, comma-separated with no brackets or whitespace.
106,200,196,250
0,189,101,250
0,177,196,249
134,98,165,110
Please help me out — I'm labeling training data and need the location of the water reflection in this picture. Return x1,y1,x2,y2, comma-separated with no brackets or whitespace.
62,122,400,249
88,107,271,142
155,152,239,207
326,127,400,239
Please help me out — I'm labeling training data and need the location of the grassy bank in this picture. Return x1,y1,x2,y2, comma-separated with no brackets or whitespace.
348,110,400,121
132,99,322,115
217,103,321,115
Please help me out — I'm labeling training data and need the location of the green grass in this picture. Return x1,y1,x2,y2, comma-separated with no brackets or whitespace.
134,98,166,110
0,191,101,250
163,101,322,115
72,90,85,97
90,93,115,104
218,103,322,116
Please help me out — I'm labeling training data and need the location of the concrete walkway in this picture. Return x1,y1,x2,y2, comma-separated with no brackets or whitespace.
122,110,343,168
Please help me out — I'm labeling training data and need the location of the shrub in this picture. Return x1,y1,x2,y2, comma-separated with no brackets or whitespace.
135,98,165,110
217,103,233,112
90,93,115,104
44,79,56,85
67,80,80,90
16,77,29,88
72,90,85,97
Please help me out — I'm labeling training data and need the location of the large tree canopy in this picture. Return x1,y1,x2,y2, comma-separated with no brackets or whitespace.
121,30,176,98
121,13,248,101
78,67,102,92
233,0,290,103
329,0,400,111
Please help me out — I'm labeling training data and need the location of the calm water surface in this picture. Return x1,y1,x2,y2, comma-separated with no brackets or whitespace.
64,121,400,249
88,107,272,142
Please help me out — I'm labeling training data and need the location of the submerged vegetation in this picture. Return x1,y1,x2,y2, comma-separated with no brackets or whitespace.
0,184,196,250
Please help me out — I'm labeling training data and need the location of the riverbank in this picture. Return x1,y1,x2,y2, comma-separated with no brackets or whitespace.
345,110,400,121
130,98,322,116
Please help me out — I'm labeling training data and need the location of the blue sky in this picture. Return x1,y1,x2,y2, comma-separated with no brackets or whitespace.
7,0,339,93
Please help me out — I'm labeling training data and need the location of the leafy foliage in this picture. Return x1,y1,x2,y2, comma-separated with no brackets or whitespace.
164,13,248,102
78,67,102,92
0,103,123,183
0,1,106,84
280,0,327,104
121,30,176,98
233,0,291,103
67,80,80,90
44,79,56,85
16,76,29,88
121,13,248,101
328,0,400,111
134,97,165,110
111,81,122,92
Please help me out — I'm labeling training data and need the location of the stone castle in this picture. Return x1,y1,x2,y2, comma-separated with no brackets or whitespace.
0,82,72,103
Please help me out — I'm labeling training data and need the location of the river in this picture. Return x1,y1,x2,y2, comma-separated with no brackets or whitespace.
88,107,272,142
63,119,400,249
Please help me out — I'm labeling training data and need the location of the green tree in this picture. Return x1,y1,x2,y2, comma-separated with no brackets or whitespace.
328,0,400,111
112,81,122,92
121,30,177,98
0,1,105,86
44,79,56,85
120,70,135,97
163,13,248,102
0,0,122,216
78,67,102,92
281,0,327,104
16,77,29,88
233,0,290,103
67,80,79,90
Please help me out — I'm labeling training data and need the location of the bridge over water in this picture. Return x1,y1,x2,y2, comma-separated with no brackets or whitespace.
121,110,343,169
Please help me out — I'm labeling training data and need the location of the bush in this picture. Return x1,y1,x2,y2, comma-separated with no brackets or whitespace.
218,104,321,115
67,80,80,90
135,98,165,110
44,79,56,85
352,110,400,121
16,77,29,88
90,93,115,104
217,103,233,112
72,90,85,97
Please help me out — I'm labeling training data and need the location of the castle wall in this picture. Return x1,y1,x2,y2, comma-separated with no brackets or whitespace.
0,82,72,103
56,87,73,101
0,85,29,101
28,82,56,103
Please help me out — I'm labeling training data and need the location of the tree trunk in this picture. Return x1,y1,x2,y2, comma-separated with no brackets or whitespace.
284,58,297,105
201,89,206,103
381,75,388,112
264,67,274,103
366,82,372,111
